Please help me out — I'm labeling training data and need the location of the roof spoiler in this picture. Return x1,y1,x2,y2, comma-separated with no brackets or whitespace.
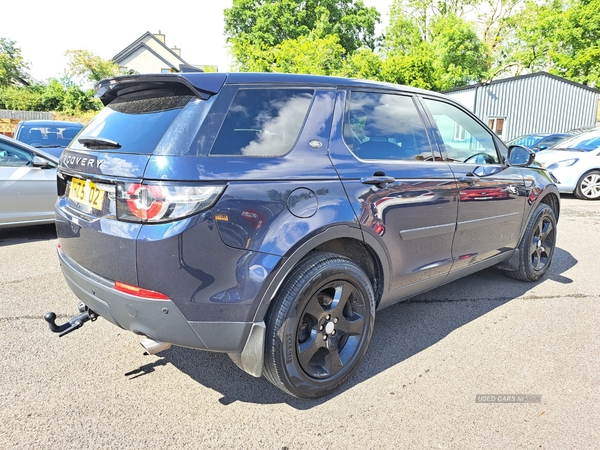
179,64,204,73
94,73,227,106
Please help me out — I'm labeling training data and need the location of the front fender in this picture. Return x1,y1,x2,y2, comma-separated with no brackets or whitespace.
523,169,561,227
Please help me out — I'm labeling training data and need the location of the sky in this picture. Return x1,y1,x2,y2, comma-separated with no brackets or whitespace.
2,0,394,82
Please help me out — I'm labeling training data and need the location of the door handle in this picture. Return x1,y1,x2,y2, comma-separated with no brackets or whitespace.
361,176,396,188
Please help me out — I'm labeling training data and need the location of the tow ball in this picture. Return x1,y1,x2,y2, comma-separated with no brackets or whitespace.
45,302,98,337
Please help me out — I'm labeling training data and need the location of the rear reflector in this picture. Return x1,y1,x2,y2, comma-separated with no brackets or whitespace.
114,281,170,300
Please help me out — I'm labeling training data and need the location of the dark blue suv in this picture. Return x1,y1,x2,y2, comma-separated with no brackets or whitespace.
46,73,559,398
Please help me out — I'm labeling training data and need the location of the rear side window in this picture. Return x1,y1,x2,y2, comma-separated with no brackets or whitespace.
209,88,314,156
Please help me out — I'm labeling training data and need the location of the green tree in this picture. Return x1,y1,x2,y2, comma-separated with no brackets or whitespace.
385,0,477,43
382,3,422,55
61,85,100,112
0,38,29,86
475,0,525,61
65,49,120,83
40,79,67,111
382,1,489,89
339,48,384,80
547,0,600,85
498,0,564,75
429,14,490,89
381,49,437,89
237,9,347,75
496,0,600,86
224,0,380,71
270,33,345,75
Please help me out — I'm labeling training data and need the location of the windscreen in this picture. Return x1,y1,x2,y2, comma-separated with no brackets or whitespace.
18,123,82,148
553,128,600,151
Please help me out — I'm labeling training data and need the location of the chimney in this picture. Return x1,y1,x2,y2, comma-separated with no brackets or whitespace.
154,30,165,44
171,46,181,56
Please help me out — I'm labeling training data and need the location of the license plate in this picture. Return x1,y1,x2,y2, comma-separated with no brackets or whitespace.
68,177,105,210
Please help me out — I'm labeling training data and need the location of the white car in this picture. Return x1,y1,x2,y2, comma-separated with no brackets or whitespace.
0,134,58,228
535,127,600,200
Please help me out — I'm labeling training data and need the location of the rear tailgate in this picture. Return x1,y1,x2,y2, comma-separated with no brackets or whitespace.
56,74,224,284
56,151,149,285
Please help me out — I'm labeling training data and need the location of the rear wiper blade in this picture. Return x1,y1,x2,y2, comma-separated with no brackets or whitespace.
78,137,122,149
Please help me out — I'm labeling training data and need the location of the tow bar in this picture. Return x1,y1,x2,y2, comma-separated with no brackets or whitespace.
44,302,98,337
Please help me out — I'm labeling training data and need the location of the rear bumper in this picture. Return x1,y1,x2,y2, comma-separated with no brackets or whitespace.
58,248,253,353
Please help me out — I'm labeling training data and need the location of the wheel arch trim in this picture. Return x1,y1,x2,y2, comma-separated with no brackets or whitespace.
253,224,390,323
231,224,391,379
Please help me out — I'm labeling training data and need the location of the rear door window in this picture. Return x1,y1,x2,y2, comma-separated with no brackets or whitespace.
343,91,435,161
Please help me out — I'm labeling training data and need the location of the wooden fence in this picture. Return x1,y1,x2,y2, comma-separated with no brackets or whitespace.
0,110,53,137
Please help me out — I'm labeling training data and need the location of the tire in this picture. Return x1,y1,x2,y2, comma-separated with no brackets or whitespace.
505,203,557,282
574,170,600,200
264,252,375,398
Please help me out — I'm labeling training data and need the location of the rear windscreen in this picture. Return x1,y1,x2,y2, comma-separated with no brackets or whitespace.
69,93,209,155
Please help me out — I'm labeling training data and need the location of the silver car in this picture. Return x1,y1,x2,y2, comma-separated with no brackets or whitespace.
535,127,600,200
0,134,58,228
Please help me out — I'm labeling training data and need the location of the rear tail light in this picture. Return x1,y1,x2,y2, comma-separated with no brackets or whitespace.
117,182,225,223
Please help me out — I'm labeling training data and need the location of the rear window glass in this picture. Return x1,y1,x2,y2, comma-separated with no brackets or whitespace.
69,94,196,154
209,88,314,156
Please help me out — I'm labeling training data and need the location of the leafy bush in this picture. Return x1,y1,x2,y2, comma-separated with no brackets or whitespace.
0,78,101,113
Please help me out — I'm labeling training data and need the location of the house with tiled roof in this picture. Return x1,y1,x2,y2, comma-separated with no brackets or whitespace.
112,31,195,75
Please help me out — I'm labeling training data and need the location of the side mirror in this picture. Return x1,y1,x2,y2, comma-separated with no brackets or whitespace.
507,145,535,167
32,156,56,168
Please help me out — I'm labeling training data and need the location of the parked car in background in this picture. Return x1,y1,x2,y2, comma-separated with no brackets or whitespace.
45,72,560,398
507,133,572,151
567,126,595,135
536,127,600,200
0,134,58,228
14,120,83,158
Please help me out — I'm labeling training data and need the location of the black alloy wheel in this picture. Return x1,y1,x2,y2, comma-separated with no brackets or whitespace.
264,252,375,398
506,203,557,282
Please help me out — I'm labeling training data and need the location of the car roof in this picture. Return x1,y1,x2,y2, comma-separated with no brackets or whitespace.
0,133,59,163
17,120,83,127
208,73,445,98
96,72,449,106
216,72,433,92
